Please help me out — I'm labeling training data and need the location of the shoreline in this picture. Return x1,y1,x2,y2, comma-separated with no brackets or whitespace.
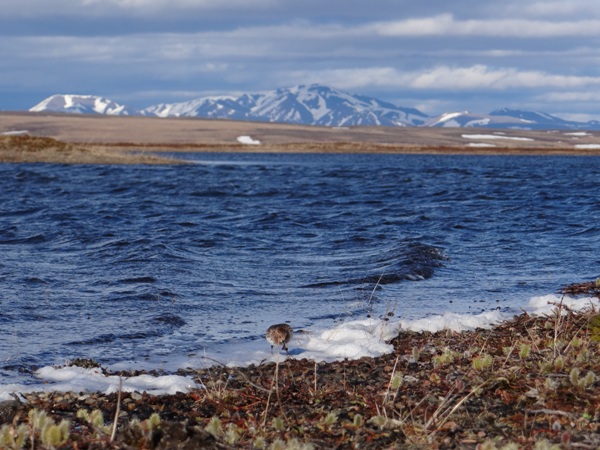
2,135,600,166
2,112,600,164
2,286,599,449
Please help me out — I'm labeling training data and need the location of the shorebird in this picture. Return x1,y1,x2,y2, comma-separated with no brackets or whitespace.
266,323,293,354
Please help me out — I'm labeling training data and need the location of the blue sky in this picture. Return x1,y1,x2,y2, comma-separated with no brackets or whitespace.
3,0,600,120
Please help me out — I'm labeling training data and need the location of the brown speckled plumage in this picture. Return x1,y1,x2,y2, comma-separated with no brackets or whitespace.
266,323,293,353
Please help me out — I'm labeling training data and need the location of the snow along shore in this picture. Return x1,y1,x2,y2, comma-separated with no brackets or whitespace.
1,294,597,401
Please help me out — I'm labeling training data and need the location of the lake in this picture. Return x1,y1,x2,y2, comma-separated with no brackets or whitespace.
1,153,599,387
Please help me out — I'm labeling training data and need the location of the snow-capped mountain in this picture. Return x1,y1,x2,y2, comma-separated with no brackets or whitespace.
30,94,137,116
427,108,596,130
142,95,252,120
243,85,428,126
139,85,428,127
27,86,600,130
489,108,590,130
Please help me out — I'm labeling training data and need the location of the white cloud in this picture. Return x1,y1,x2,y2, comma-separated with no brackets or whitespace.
3,1,600,118
516,1,600,18
408,65,600,90
282,65,600,92
373,13,600,37
540,92,600,102
11,32,271,63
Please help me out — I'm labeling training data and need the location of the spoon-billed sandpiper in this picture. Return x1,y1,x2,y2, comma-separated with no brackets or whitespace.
266,323,293,354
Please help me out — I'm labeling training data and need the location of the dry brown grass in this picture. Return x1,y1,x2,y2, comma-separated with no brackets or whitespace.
0,135,183,164
1,112,600,163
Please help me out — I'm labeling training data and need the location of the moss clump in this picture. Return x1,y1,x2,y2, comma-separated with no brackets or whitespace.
589,314,600,342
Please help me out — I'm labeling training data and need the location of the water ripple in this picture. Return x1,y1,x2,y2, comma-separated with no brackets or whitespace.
1,155,599,384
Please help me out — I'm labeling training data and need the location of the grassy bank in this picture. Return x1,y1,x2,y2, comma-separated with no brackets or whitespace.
3,133,600,166
1,283,599,449
0,135,183,164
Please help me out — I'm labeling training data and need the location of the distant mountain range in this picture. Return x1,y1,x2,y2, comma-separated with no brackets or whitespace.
28,84,600,131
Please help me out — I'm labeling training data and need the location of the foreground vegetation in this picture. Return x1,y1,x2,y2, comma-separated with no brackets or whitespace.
1,283,599,449
0,135,182,164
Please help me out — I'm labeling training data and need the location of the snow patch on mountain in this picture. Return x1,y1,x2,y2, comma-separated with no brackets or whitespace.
430,111,467,125
142,96,242,119
142,84,430,127
30,94,136,116
27,88,600,131
136,85,424,126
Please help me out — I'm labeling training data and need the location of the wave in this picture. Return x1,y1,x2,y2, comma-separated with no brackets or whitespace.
303,241,448,288
67,313,186,345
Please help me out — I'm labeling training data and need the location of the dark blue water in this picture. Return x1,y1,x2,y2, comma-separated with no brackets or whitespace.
1,153,599,384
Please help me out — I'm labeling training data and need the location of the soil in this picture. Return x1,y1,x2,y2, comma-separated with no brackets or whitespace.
1,282,599,449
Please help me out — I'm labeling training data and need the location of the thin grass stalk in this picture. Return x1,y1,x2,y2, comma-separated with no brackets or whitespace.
110,377,122,443
553,296,565,358
314,361,317,395
382,354,401,409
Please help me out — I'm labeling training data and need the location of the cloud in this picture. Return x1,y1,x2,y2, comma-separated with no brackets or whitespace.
79,0,275,11
10,32,271,63
408,66,600,90
0,0,276,18
3,0,600,119
282,65,600,91
79,0,271,5
514,1,600,18
373,13,600,37
540,92,600,102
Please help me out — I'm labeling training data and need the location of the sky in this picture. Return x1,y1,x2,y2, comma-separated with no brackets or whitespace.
2,0,600,120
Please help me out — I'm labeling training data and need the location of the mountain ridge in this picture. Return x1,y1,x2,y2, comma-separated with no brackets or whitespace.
28,85,600,131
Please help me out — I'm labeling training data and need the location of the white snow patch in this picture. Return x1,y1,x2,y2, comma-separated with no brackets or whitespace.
400,310,506,333
197,309,516,370
574,144,600,149
0,367,197,401
467,143,497,147
64,95,75,109
462,134,534,141
1,130,28,136
465,118,490,127
3,294,597,400
525,294,599,315
565,132,590,136
437,112,466,123
297,319,395,361
237,135,261,145
440,120,461,128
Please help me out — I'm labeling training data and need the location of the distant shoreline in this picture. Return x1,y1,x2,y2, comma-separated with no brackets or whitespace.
1,112,600,164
